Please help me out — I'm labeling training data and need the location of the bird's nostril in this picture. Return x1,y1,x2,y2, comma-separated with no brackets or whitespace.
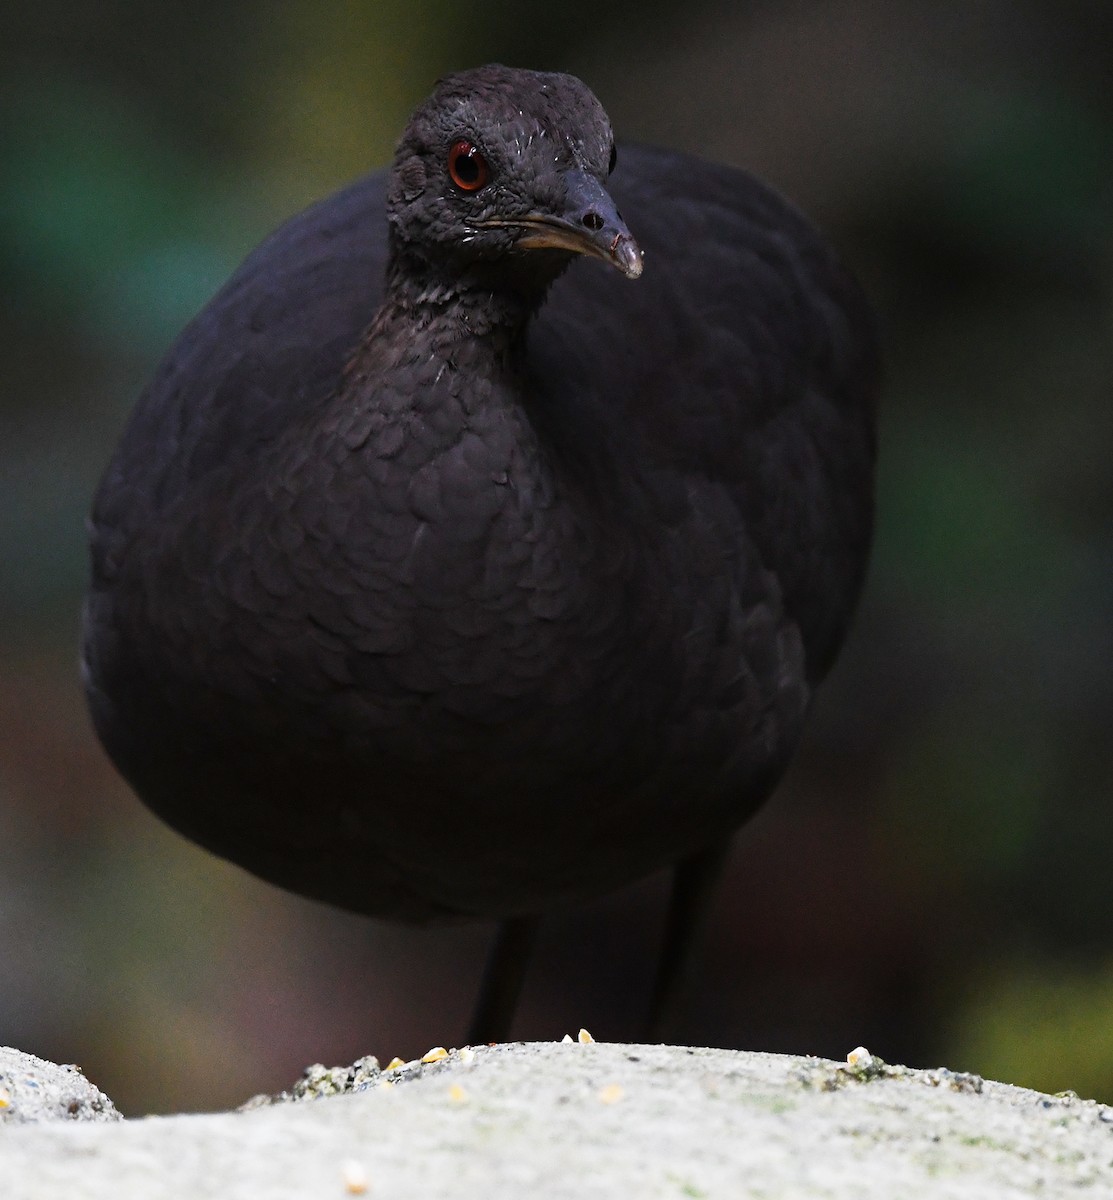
581,210,605,232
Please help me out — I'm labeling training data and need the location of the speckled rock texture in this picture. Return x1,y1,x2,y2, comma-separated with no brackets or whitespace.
2,1042,1112,1198
0,1047,120,1125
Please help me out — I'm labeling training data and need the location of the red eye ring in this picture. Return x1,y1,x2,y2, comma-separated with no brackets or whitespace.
448,140,490,192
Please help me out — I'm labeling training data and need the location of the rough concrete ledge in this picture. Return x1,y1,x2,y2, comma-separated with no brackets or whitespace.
2,1041,1112,1198
0,1047,120,1125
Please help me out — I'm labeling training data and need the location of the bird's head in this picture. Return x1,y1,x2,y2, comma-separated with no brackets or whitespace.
386,65,643,297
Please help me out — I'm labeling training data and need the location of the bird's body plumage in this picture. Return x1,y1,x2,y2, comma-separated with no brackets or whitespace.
83,69,876,940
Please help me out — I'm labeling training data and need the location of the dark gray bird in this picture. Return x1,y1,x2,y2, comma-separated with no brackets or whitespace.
82,64,877,1043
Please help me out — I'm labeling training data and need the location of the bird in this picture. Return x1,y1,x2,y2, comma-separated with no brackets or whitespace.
82,64,878,1044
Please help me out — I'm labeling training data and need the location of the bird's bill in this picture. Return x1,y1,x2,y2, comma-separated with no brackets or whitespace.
514,217,643,279
479,171,643,280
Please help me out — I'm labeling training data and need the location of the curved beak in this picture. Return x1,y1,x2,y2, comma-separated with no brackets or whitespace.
479,170,643,280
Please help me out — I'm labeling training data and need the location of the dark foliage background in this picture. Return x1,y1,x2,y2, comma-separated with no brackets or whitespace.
2,1,1111,1114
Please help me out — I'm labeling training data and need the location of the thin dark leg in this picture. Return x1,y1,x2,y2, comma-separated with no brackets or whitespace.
466,913,540,1045
647,842,733,1042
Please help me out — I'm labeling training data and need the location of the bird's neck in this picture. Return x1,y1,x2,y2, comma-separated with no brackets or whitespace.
334,253,550,463
375,244,565,343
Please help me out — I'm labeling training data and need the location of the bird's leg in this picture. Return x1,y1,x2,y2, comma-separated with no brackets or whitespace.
466,913,540,1045
646,841,733,1042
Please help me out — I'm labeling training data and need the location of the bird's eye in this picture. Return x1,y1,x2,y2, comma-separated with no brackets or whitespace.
608,143,618,175
448,140,490,192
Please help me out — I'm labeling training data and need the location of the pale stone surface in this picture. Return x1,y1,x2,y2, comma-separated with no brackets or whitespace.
3,1041,1113,1198
0,1047,119,1125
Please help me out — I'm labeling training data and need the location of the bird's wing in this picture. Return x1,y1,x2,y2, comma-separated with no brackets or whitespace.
90,172,390,528
534,145,878,682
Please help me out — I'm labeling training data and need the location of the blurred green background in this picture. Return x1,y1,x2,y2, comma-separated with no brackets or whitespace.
2,0,1111,1115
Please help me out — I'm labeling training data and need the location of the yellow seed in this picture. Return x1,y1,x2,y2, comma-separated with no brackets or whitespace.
0,1088,10,1108
846,1046,872,1067
598,1084,624,1105
578,1028,595,1044
448,1083,468,1103
422,1046,449,1064
341,1158,370,1194
385,1057,406,1070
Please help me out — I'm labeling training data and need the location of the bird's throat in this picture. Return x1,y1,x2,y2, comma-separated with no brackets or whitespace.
381,242,567,341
